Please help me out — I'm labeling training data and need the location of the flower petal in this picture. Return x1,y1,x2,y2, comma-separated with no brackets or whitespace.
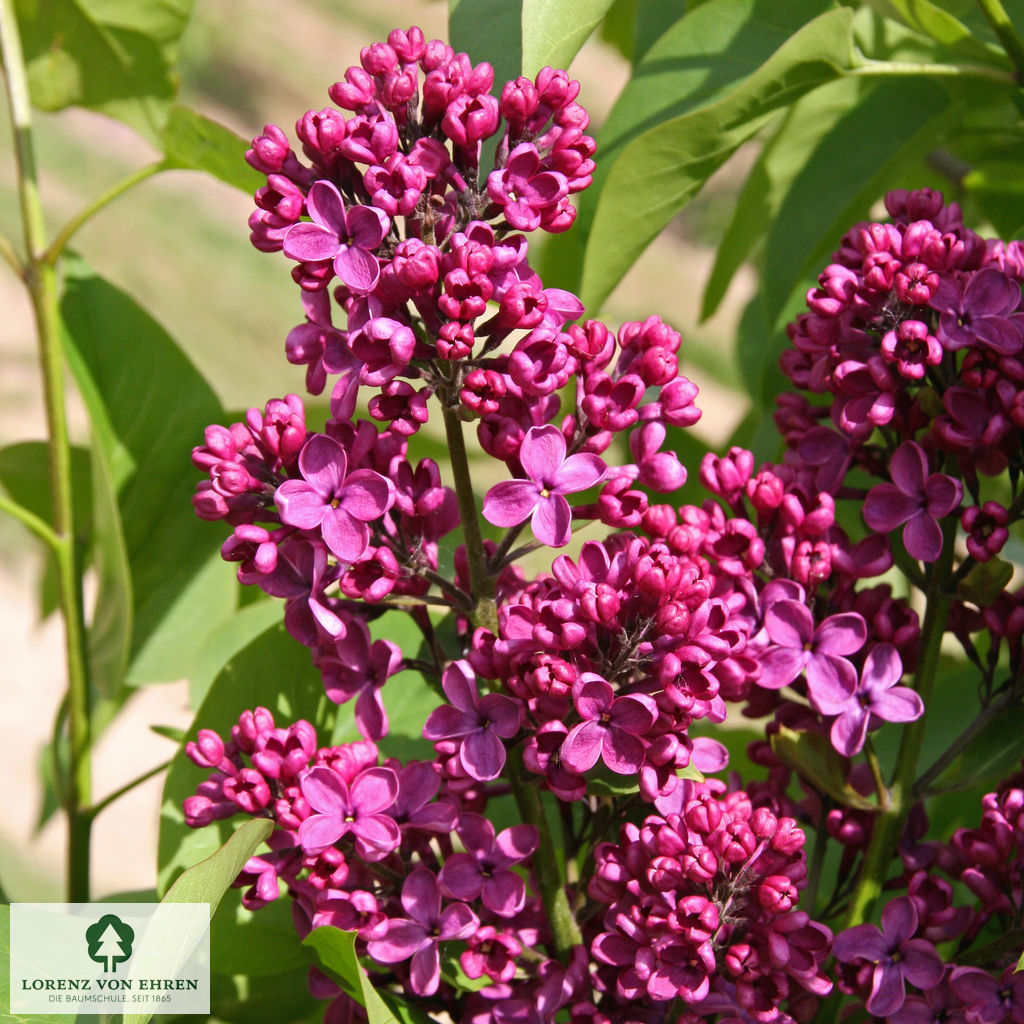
519,425,567,484
300,766,349,814
482,479,539,528
306,180,349,235
903,511,943,562
350,766,399,815
335,245,381,294
532,493,572,547
283,222,341,263
341,469,395,520
552,452,606,494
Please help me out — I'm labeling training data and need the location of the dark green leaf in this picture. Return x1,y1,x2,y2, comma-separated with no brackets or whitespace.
207,969,319,1024
15,0,194,144
584,0,836,232
150,723,187,743
210,890,311,978
770,725,879,811
449,0,524,95
631,0,687,65
161,106,264,194
157,620,334,894
924,702,1024,796
85,417,134,698
579,7,854,312
61,255,236,685
760,75,954,324
964,158,1024,237
598,0,638,61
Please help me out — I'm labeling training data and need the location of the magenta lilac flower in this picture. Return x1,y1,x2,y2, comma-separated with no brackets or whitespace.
483,424,606,547
863,440,963,562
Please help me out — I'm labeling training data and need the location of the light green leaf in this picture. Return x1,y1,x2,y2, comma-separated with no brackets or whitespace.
770,725,879,811
15,0,194,144
579,6,854,312
304,927,434,1024
157,621,334,894
957,557,1015,607
161,106,264,194
449,0,610,91
188,599,283,708
207,970,319,1024
521,0,617,76
161,817,273,907
759,74,954,324
61,255,234,685
123,818,273,1024
0,906,70,1024
584,0,836,231
874,0,1009,63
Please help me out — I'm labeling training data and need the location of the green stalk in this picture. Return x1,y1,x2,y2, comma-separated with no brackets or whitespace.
439,394,498,634
844,528,955,927
0,0,93,901
976,0,1024,82
507,749,583,958
43,161,162,265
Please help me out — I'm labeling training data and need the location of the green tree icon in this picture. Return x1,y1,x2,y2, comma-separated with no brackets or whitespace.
86,914,135,973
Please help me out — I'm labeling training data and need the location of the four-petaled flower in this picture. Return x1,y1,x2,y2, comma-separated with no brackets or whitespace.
275,434,395,563
863,440,962,563
932,266,1024,355
298,764,401,860
819,642,923,757
758,599,867,711
833,896,944,1018
366,868,478,996
560,674,658,775
483,425,606,547
486,143,568,231
422,660,522,780
283,179,390,293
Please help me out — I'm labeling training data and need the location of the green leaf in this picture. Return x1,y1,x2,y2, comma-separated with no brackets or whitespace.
521,0,617,76
304,927,435,1024
770,724,879,811
584,0,836,231
188,599,283,708
61,254,235,686
157,621,334,894
15,0,195,144
161,106,264,194
631,0,687,65
0,442,92,535
161,817,273,907
0,906,71,1024
924,702,1024,796
957,557,1015,606
759,75,955,324
210,891,311,978
449,0,611,90
1017,947,1024,972
85,416,134,698
873,0,1009,64
449,0,524,96
207,970,319,1024
123,818,274,1024
579,6,854,312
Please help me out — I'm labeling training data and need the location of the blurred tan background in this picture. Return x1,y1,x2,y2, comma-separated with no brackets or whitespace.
0,0,751,900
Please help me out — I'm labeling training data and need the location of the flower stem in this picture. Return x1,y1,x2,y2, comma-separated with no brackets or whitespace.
438,393,497,634
976,0,1024,82
507,748,583,958
844,526,955,927
1,0,93,901
85,759,173,821
43,162,163,265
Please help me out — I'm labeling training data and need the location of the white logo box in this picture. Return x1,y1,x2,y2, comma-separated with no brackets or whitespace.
11,903,210,1015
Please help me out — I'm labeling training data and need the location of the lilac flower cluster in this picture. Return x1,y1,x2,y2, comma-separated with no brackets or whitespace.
183,21,1024,1024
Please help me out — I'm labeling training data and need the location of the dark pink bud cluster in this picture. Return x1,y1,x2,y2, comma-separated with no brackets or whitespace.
588,783,831,1020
